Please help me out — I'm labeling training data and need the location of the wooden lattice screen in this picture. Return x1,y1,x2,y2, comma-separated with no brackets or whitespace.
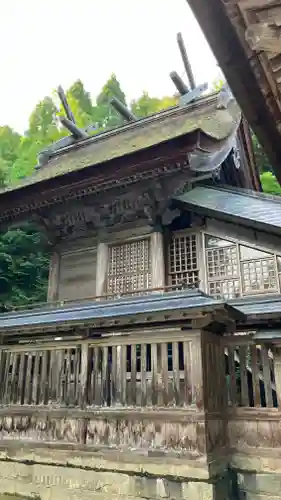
107,238,152,295
168,233,199,287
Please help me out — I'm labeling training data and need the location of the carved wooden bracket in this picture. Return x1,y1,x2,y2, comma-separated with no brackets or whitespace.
246,22,281,54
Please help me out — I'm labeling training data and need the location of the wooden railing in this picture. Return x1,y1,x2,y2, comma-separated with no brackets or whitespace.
223,337,277,409
0,331,279,461
0,332,201,410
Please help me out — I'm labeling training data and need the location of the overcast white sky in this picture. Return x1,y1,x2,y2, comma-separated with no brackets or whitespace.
0,0,220,133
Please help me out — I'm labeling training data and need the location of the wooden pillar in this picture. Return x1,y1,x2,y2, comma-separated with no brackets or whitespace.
273,347,281,408
190,331,205,409
150,231,165,291
47,251,60,302
95,242,108,298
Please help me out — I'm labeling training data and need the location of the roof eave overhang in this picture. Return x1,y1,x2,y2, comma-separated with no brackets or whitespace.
186,0,281,185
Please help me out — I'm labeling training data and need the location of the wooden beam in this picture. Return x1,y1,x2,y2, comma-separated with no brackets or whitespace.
245,23,281,54
110,97,137,122
59,116,88,140
177,32,196,90
57,85,76,123
169,71,189,96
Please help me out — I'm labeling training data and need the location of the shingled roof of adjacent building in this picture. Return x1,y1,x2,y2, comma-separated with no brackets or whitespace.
186,0,281,185
174,185,281,236
0,93,241,196
0,289,242,336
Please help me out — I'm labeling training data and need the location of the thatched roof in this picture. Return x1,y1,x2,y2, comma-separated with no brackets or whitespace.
0,93,241,196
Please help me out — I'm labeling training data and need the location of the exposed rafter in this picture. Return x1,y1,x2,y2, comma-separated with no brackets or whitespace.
177,32,196,90
110,97,138,122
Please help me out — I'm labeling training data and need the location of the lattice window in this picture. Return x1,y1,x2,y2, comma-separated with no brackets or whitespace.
168,233,199,287
205,235,280,299
205,235,240,299
107,238,152,296
240,246,278,294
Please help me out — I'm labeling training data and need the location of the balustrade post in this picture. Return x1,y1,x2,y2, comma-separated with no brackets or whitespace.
273,346,281,408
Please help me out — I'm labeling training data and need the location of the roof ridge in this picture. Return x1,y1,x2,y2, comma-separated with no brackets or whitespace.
45,92,219,162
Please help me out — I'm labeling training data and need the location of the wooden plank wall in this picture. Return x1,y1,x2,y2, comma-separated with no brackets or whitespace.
58,247,97,302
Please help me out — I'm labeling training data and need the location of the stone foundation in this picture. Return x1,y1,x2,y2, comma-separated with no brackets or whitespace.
0,459,230,500
236,472,281,500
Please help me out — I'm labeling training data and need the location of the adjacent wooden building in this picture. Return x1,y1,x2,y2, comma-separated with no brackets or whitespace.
0,86,280,499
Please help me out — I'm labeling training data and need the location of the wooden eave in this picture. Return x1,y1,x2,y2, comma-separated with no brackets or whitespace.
0,99,242,226
0,95,240,197
186,0,281,185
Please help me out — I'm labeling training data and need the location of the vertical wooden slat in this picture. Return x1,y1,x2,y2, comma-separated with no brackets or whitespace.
39,351,48,404
56,350,64,404
273,347,281,409
261,345,273,408
120,345,127,406
10,353,18,404
250,345,261,407
228,346,237,406
17,353,26,405
183,341,192,405
32,352,40,405
80,344,89,407
151,343,158,406
24,354,33,404
48,350,55,403
172,341,180,406
111,346,117,405
3,352,11,404
239,346,249,407
66,349,73,404
190,336,204,409
161,342,169,406
141,343,147,406
102,346,108,406
87,348,94,406
94,346,101,405
74,348,80,405
115,345,122,405
130,344,137,405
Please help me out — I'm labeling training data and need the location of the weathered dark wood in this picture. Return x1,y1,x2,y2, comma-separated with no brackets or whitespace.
184,341,192,406
161,342,169,406
177,32,196,90
239,346,249,407
261,345,274,408
32,352,40,405
57,85,76,123
24,353,33,404
251,344,261,407
110,97,137,122
130,344,137,405
59,116,88,140
172,341,180,406
151,343,158,405
141,343,147,406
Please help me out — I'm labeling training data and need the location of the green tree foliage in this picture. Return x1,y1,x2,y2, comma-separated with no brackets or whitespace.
131,91,178,117
96,73,128,128
0,226,50,309
67,79,93,117
260,171,281,195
